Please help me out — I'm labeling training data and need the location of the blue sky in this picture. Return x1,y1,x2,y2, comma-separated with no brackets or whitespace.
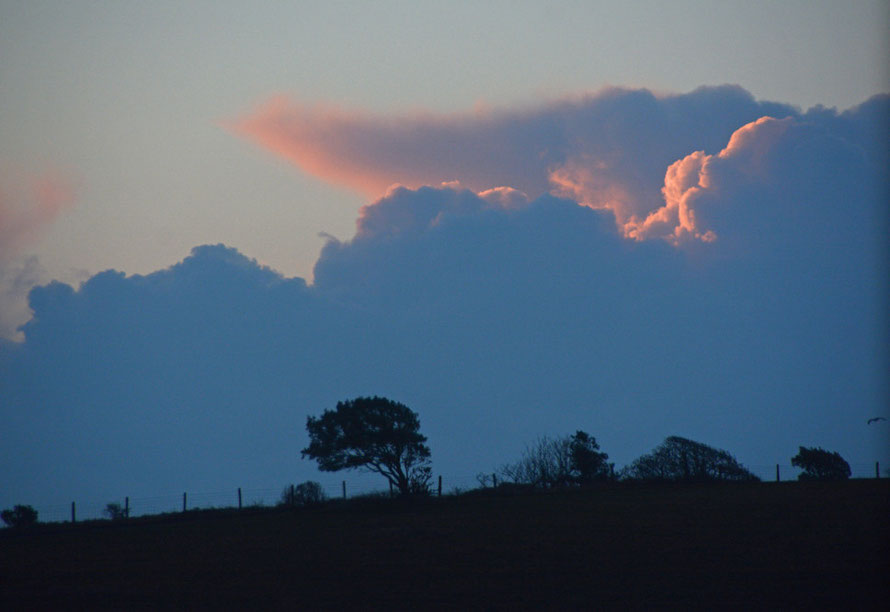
0,1,887,510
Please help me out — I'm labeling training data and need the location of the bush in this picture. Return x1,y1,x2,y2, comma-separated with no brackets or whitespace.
1,504,38,528
791,446,851,481
280,481,327,507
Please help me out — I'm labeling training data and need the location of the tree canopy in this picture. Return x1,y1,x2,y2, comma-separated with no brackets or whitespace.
621,436,759,482
791,446,851,481
1,505,38,528
301,396,432,495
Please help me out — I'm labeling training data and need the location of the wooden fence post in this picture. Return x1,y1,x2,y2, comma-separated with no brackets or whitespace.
776,464,780,482
290,484,295,506
238,487,242,509
182,492,187,513
342,481,346,499
438,475,442,497
71,501,76,523
125,496,129,519
389,481,393,497
877,461,880,479
492,474,497,488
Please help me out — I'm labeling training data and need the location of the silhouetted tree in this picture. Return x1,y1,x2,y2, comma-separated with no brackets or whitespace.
621,436,759,482
302,396,432,495
791,446,851,480
569,431,613,484
280,481,327,507
1,504,38,528
500,430,612,488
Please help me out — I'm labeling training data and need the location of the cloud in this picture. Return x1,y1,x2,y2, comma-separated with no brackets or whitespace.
0,166,76,340
231,85,798,214
349,181,529,243
0,167,77,263
0,256,44,342
1,88,887,511
477,186,531,210
233,86,887,250
624,115,796,243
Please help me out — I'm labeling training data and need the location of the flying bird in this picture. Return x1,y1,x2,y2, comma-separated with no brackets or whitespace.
866,417,886,424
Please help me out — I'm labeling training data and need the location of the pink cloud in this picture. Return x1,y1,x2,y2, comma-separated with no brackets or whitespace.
0,167,77,262
476,186,530,210
229,98,396,196
229,86,802,241
547,156,637,224
625,116,794,244
230,87,881,251
231,87,783,198
228,98,555,199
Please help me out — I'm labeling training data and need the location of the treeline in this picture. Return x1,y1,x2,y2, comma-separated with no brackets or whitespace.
298,396,855,495
1,396,861,527
485,433,852,489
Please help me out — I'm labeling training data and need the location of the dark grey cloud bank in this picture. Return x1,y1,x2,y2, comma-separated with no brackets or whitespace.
1,89,887,508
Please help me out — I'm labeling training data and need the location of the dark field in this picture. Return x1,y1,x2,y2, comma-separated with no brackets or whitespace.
2,480,888,610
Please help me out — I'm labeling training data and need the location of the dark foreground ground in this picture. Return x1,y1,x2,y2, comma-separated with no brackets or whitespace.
1,480,888,610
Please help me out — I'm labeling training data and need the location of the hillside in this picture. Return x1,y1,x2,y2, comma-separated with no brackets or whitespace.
2,480,888,609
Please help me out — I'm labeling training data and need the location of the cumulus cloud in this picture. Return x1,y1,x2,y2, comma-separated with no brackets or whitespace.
1,88,887,510
348,181,529,243
233,86,887,250
624,116,796,243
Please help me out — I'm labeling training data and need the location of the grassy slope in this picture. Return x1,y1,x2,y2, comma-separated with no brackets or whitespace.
1,480,888,610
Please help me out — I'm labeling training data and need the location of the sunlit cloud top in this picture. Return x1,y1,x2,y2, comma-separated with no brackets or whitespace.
231,86,885,247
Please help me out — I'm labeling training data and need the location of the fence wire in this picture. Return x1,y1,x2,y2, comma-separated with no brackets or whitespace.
12,462,885,525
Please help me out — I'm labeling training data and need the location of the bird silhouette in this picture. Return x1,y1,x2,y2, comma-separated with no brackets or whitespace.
866,417,886,424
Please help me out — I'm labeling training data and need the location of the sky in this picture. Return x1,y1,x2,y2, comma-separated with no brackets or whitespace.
1,1,888,512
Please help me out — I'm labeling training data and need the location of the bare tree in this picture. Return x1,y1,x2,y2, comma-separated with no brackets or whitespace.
500,431,611,488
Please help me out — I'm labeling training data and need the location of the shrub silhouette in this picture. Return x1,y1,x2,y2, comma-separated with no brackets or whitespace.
1,504,38,528
302,396,432,495
621,436,759,482
500,430,612,488
280,481,327,507
791,446,851,480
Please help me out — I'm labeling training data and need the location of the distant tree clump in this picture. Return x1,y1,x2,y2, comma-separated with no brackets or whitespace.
302,396,432,496
280,481,327,507
104,502,128,520
621,436,759,482
791,446,851,481
1,504,38,528
500,430,613,488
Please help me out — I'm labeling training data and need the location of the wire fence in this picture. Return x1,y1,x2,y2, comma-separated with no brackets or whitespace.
13,461,885,525
26,472,486,524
